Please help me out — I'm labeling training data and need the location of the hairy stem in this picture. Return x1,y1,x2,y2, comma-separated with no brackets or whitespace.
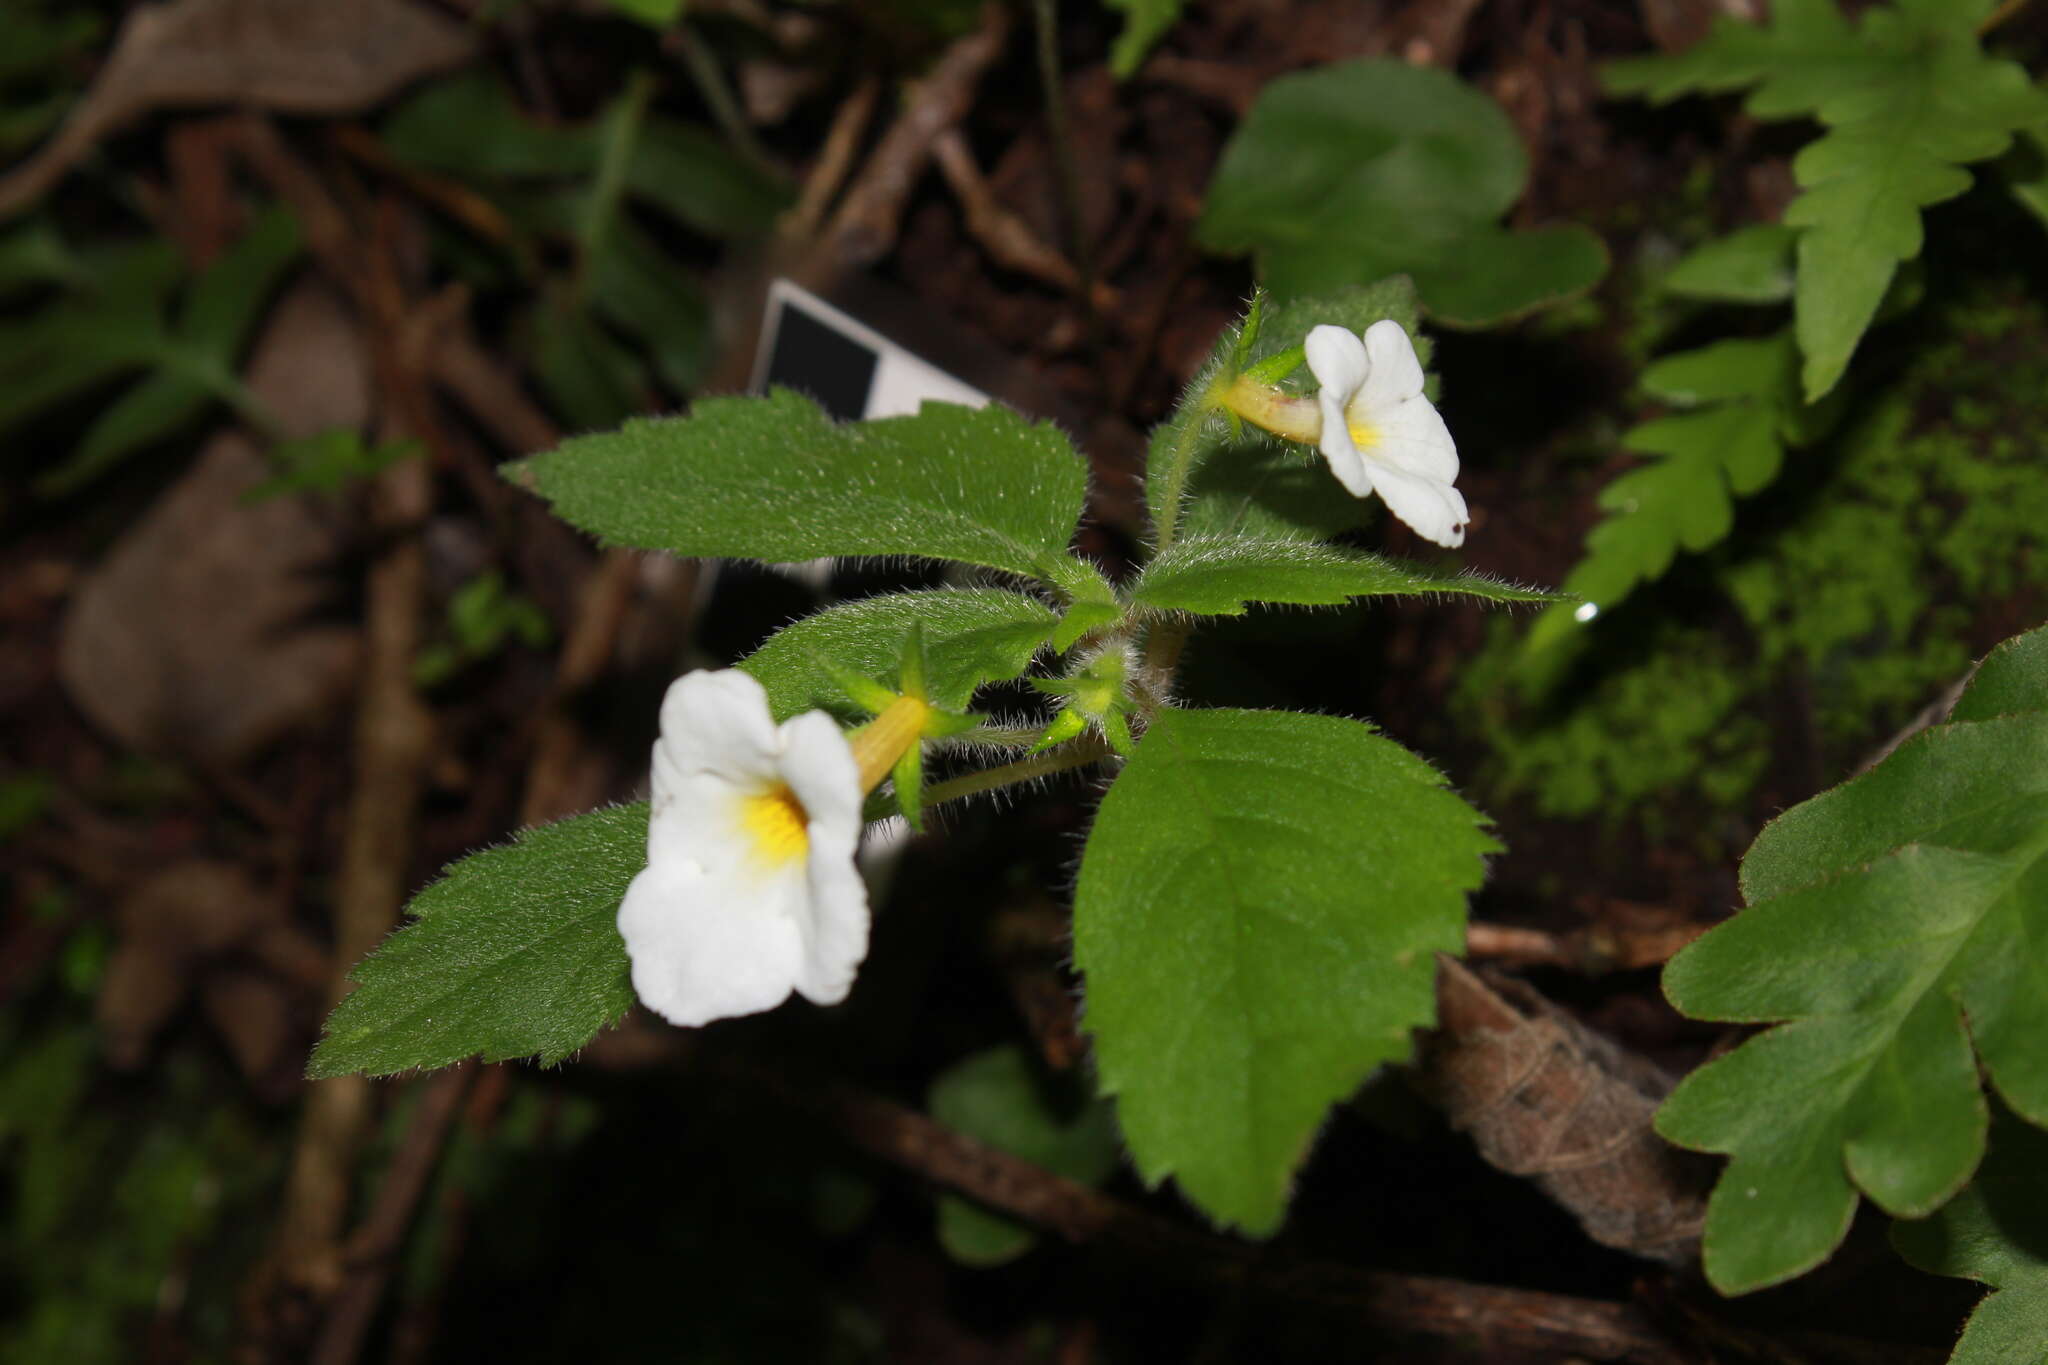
925,736,1113,808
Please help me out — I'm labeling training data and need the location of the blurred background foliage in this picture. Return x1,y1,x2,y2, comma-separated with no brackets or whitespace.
1,0,2043,1361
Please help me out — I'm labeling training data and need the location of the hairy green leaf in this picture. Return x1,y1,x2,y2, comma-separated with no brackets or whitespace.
1656,626,2048,1294
515,390,1087,580
310,804,645,1077
1893,1111,2048,1365
1075,707,1493,1233
1198,59,1605,326
739,588,1059,721
1132,537,1557,616
1605,0,2046,399
927,1047,1121,1266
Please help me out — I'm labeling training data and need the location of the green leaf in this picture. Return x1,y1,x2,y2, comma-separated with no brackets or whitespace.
1655,626,2048,1294
531,292,648,429
515,390,1087,580
1664,223,1798,303
36,372,214,496
1525,334,1803,651
1893,1110,2048,1365
927,1047,1121,1266
382,75,785,244
175,206,301,359
243,431,420,501
1132,537,1558,616
1605,0,2046,400
625,118,787,241
1198,59,1605,326
588,220,712,395
1074,707,1494,1233
1105,0,1179,79
310,804,645,1077
738,588,1059,722
1952,626,2048,723
606,0,686,27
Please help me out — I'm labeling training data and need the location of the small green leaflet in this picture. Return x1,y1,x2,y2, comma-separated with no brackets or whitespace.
1526,334,1807,652
1655,625,2048,1294
1132,537,1557,616
1075,707,1494,1234
1893,1111,2048,1365
1605,0,2048,400
927,1046,1121,1266
739,588,1059,722
1663,224,1797,304
1197,60,1605,327
309,804,645,1077
1104,0,1178,79
512,391,1088,581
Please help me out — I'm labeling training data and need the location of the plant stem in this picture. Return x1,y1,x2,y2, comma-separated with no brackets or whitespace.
665,20,781,181
1980,0,2034,33
1031,0,1099,354
1146,396,1219,556
924,736,1112,809
575,68,654,304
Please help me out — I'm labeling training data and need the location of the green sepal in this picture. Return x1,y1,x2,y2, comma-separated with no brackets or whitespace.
1240,344,1307,388
897,619,930,701
1101,709,1136,757
1027,708,1089,755
893,743,925,833
1054,601,1122,653
1230,289,1265,371
817,657,900,716
919,707,983,740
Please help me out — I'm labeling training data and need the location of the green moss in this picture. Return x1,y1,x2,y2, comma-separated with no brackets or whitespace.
1463,281,2048,826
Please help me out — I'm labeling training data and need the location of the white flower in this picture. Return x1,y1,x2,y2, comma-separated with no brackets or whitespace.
617,669,869,1028
1304,320,1469,548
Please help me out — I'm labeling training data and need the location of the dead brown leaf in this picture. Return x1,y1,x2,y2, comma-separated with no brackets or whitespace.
0,0,475,216
1420,957,1712,1265
59,282,368,766
96,859,316,1084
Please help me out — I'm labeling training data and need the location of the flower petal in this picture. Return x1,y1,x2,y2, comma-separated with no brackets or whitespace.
617,857,810,1027
1355,318,1426,410
658,670,783,786
1362,459,1470,548
1365,393,1459,484
777,710,869,1002
1305,325,1374,496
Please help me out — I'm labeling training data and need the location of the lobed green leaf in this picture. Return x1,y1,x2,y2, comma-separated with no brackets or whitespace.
1526,334,1803,651
738,588,1059,721
513,390,1088,580
310,804,645,1077
1075,707,1494,1234
1656,625,2048,1294
1606,0,2046,399
1892,1111,2048,1365
1132,536,1557,616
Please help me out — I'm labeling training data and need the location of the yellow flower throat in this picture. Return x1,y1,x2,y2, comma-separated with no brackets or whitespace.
737,695,932,869
742,786,810,866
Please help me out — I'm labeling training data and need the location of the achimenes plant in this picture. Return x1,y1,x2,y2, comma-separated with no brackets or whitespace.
309,276,1556,1235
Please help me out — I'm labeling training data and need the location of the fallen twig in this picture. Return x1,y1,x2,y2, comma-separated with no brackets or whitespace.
825,1,1009,266
932,128,1120,311
724,1058,1688,1363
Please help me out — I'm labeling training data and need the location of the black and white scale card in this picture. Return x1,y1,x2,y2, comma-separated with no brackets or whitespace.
748,277,993,418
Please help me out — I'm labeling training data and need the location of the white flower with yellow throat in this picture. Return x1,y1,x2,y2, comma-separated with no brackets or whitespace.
617,669,927,1028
